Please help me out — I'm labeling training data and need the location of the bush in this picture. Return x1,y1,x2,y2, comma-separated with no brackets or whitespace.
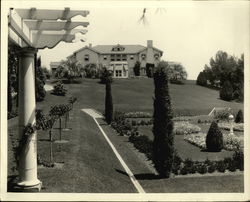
197,163,207,174
208,163,216,173
99,68,113,84
133,61,140,76
206,121,223,152
220,80,234,101
36,77,46,102
235,110,244,123
51,82,67,96
232,150,244,171
129,134,153,160
214,108,232,121
196,72,207,86
216,161,226,172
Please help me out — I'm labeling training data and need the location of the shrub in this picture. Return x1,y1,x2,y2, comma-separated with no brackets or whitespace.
172,152,182,175
99,68,113,84
133,61,141,76
232,150,244,171
235,110,244,123
214,108,232,121
220,80,234,101
51,82,67,96
216,161,226,172
197,163,207,174
152,66,174,178
206,121,223,152
180,166,188,175
35,78,46,102
208,163,216,173
196,72,207,86
129,134,153,160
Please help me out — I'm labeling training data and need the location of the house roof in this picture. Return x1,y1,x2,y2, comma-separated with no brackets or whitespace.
71,44,163,56
50,62,61,67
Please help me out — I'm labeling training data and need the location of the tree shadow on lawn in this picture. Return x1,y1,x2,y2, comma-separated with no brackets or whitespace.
115,169,161,180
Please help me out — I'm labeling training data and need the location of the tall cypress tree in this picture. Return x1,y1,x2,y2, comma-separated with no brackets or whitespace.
152,66,174,178
105,73,113,124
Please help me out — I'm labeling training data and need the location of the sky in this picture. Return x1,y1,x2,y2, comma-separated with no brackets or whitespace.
7,1,250,79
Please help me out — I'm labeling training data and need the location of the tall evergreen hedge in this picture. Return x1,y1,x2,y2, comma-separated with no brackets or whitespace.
105,77,113,124
152,67,174,178
235,110,244,123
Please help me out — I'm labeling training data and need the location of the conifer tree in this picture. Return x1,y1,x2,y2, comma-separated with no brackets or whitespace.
105,72,113,124
152,66,174,178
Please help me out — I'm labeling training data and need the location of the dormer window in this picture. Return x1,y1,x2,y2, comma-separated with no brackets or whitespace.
154,54,159,60
141,54,146,60
112,45,125,52
84,54,89,61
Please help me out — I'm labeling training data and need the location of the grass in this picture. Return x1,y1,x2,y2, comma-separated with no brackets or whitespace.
8,78,244,193
49,78,243,116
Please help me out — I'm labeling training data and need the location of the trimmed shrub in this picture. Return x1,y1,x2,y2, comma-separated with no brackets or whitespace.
232,150,244,171
105,80,113,124
208,163,216,173
133,61,141,76
51,82,67,96
206,121,223,152
197,163,208,174
152,66,174,178
216,161,226,172
220,80,234,101
235,110,244,123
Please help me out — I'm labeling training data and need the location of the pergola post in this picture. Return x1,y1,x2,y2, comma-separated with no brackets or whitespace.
17,47,41,191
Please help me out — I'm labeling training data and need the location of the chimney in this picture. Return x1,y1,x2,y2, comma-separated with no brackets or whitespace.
89,43,92,48
147,40,153,48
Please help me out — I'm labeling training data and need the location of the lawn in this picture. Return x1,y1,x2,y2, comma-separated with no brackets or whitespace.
50,78,243,116
8,77,244,193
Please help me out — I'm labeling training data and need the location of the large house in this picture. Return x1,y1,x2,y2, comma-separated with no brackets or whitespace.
67,40,163,78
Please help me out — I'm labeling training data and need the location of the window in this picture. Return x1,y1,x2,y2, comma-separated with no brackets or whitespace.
84,54,89,61
141,54,146,60
115,70,122,77
154,54,159,60
103,55,107,60
122,55,127,61
130,55,134,60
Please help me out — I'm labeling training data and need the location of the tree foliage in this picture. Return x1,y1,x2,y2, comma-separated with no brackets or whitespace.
197,51,244,101
35,56,46,102
99,68,113,84
56,59,83,82
219,80,234,101
152,64,174,178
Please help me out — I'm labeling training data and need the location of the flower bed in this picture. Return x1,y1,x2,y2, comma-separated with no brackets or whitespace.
218,122,244,132
223,134,243,151
174,121,201,135
124,111,152,118
184,133,206,149
184,133,243,151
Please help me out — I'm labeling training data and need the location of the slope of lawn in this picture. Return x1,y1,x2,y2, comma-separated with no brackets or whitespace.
56,78,243,116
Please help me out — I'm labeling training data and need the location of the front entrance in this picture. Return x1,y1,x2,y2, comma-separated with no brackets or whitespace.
109,61,128,78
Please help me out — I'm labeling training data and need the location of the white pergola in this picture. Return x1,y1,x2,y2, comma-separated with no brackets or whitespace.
8,7,89,191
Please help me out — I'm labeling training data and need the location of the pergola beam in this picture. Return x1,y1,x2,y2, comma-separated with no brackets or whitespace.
15,7,89,20
24,20,89,30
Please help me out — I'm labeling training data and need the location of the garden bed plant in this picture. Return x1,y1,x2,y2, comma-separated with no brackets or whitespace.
110,111,244,177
